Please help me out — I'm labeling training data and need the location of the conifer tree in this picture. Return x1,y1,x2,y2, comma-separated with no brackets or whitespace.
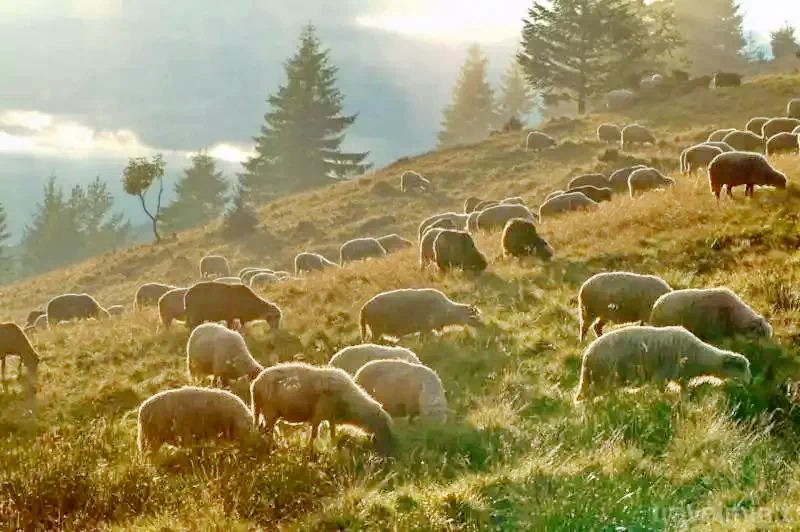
437,44,497,148
770,24,798,59
496,56,538,127
241,25,370,200
161,152,228,231
223,180,258,238
669,0,744,73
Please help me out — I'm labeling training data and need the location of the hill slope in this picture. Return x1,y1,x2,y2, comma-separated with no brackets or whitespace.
3,73,800,530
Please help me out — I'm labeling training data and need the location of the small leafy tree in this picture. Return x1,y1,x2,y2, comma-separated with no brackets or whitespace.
161,152,229,231
770,23,798,59
123,154,165,242
223,181,258,238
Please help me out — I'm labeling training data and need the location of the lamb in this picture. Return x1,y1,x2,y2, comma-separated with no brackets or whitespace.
134,282,177,309
568,185,612,203
250,362,393,453
250,272,280,289
712,72,742,88
376,234,413,253
400,171,432,193
475,204,535,232
745,117,770,136
621,124,656,149
649,287,772,341
46,293,110,323
721,130,763,153
707,151,787,199
200,255,231,278
597,123,621,144
419,228,446,269
680,144,723,174
708,128,736,142
360,288,482,341
538,192,599,219
186,323,264,387
606,89,636,110
501,218,554,260
294,252,339,275
788,99,800,119
577,272,672,342
158,287,189,329
137,386,253,455
184,282,282,330
355,360,448,423
628,168,674,197
340,238,387,265
574,326,751,401
609,166,647,193
525,131,557,152
0,323,39,398
762,117,800,139
766,132,799,156
25,310,45,328
433,230,488,273
329,344,421,375
568,173,609,190
464,197,483,213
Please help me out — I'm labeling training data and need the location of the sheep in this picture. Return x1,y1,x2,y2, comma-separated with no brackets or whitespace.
577,272,672,342
418,212,468,240
574,326,751,402
628,168,675,197
501,196,526,206
762,117,800,139
539,192,599,219
466,211,482,233
376,234,413,253
712,72,742,88
250,362,393,453
32,314,48,330
329,344,421,375
360,288,482,342
25,310,45,328
680,144,723,174
273,271,291,279
606,89,636,110
794,125,800,135
108,305,125,316
766,132,799,156
525,131,557,152
597,123,621,144
250,272,280,289
340,238,387,265
702,141,734,153
355,360,448,423
475,204,535,232
137,386,253,455
640,73,664,91
745,117,770,136
621,124,656,149
545,190,565,201
464,197,483,213
200,255,231,278
46,293,109,323
427,218,458,233
238,267,261,279
501,218,554,260
158,287,189,329
419,228,446,269
242,269,274,285
184,282,281,330
433,230,488,273
788,99,800,119
708,151,787,199
609,166,647,193
568,185,612,203
401,171,431,193
135,282,177,309
294,252,339,275
708,128,736,142
0,323,39,398
187,323,264,387
214,276,243,285
568,173,609,191
474,200,500,211
649,287,772,341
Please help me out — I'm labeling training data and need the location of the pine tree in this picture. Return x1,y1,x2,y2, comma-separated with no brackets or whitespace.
241,25,370,200
496,56,538,127
669,0,744,73
770,24,798,59
518,0,650,115
223,180,258,238
437,44,497,148
161,152,229,231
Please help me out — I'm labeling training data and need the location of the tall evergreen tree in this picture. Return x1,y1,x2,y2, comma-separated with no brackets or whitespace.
161,152,229,231
496,56,538,127
438,44,497,148
241,25,370,200
669,0,744,73
518,0,650,115
770,24,798,59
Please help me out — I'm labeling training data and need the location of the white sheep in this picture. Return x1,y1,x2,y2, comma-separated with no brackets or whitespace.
329,344,421,375
250,272,280,289
628,168,674,197
538,192,598,219
355,360,448,423
186,323,264,387
158,287,188,329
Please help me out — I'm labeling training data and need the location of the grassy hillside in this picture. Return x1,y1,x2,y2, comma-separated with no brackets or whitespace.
3,73,800,530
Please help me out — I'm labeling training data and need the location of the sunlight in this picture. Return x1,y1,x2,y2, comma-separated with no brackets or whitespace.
189,144,255,164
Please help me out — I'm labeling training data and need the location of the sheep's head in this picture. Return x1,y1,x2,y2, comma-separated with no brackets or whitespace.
765,169,788,190
748,316,773,339
263,304,282,329
720,352,752,384
535,239,555,261
451,304,482,328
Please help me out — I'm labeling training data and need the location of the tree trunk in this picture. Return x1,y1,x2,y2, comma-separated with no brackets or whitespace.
137,193,161,242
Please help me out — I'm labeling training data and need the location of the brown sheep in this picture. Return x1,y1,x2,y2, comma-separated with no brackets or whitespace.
134,282,177,309
597,123,621,144
712,72,742,87
525,131,556,152
25,310,45,328
609,165,647,193
707,128,736,142
501,218,554,260
200,255,231,278
722,130,764,153
568,173,609,190
294,252,339,275
47,293,109,323
569,185,612,203
433,230,488,273
400,171,432,193
539,192,599,219
708,151,787,199
475,204,535,232
242,268,273,285
184,282,281,330
340,238,387,265
376,234,413,253
766,132,799,156
762,117,800,139
158,288,189,329
0,323,39,398
745,117,770,136
680,144,723,174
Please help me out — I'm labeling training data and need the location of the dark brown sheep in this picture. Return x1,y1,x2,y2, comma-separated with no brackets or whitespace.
708,152,787,199
433,230,488,273
745,117,770,136
47,293,110,323
184,282,281,330
199,255,231,278
25,310,45,328
501,218,554,260
340,238,387,265
569,185,612,203
134,282,177,309
762,117,800,139
712,72,742,87
0,323,39,397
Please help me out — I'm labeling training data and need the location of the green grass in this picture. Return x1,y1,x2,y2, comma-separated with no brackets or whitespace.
3,72,800,530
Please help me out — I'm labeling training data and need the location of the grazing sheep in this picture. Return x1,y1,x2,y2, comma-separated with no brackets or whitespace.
250,272,280,289
25,310,45,328
464,197,483,213
680,144,723,174
214,277,243,285
418,212,468,240
708,128,736,143
158,288,189,329
609,166,647,193
32,315,48,330
355,360,448,423
702,141,734,153
569,185,612,203
360,288,481,341
501,218,554,260
746,117,770,136
0,323,39,397
474,200,500,211
606,89,637,110
766,132,799,156
238,267,260,279
47,293,109,323
525,131,557,152
340,238,387,265
577,272,672,342
400,171,431,193
788,99,800,119
433,230,488,273
629,168,675,197
568,173,610,190
329,344,421,375
501,196,526,206
650,287,772,341
108,305,125,316
708,151,787,199
597,123,622,144
712,72,742,88
539,192,599,219
419,228,446,269
137,386,253,455
184,282,281,330
250,362,393,453
134,282,177,309
427,218,459,234
294,252,339,275
762,117,800,139
187,323,264,387
377,234,413,253
793,125,800,135
574,326,751,401
466,211,482,233
640,73,664,91
545,190,565,201
621,124,656,149
475,204,535,232
200,255,231,278
242,269,273,285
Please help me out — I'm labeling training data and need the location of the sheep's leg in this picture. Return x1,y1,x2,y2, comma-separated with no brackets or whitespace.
726,185,735,199
745,184,754,197
329,421,336,440
592,319,606,338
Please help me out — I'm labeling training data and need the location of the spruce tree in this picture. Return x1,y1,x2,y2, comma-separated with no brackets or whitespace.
437,44,497,149
518,0,649,115
669,0,744,73
241,25,370,200
770,24,798,59
496,56,537,127
161,152,229,231
223,180,258,238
